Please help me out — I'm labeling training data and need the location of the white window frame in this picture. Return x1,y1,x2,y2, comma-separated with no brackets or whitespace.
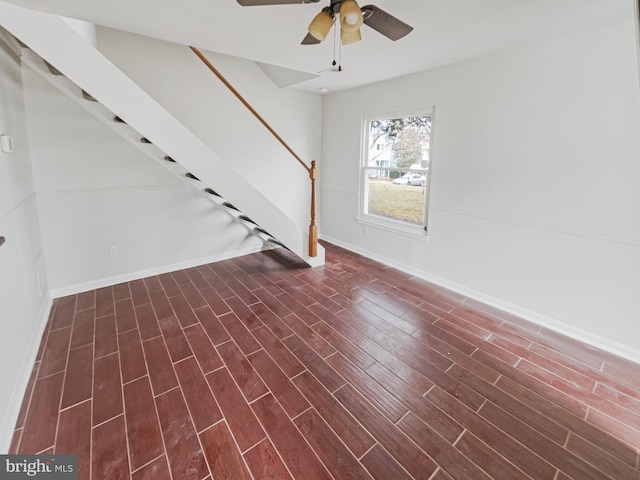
357,107,435,240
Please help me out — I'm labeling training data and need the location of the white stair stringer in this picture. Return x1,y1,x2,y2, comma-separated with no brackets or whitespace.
17,48,281,252
0,2,325,267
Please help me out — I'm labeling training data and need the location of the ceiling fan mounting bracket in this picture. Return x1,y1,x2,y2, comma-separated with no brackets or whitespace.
329,0,343,15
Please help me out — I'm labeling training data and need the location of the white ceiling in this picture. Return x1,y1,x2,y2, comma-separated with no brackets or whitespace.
3,0,633,93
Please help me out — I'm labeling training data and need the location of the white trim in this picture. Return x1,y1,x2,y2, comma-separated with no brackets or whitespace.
35,183,186,199
429,206,640,248
423,107,436,232
320,234,640,365
0,296,53,453
50,245,268,298
635,0,640,95
356,215,427,241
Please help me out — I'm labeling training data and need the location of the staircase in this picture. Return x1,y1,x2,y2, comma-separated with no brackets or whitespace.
0,2,325,267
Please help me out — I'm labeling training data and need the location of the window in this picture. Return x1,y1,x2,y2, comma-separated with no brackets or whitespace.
359,109,434,237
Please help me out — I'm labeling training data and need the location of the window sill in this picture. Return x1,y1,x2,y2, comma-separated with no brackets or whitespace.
356,215,429,242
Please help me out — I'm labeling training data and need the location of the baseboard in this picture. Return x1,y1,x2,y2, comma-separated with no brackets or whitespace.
321,235,640,365
50,245,268,298
0,295,53,453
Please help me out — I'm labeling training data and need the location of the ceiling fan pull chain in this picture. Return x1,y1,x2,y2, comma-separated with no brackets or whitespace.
330,19,342,72
332,17,339,68
338,27,342,71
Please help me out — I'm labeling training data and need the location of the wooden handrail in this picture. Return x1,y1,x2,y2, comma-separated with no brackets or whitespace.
189,47,310,174
189,46,318,257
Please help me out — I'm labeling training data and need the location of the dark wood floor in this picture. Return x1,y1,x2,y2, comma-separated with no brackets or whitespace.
10,242,640,479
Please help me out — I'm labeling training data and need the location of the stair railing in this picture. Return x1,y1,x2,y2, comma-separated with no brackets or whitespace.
189,47,318,258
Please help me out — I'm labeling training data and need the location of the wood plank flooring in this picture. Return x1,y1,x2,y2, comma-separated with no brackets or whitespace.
9,242,640,479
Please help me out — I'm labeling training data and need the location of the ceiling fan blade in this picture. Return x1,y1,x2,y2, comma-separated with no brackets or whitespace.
301,32,321,45
237,0,319,5
361,4,413,41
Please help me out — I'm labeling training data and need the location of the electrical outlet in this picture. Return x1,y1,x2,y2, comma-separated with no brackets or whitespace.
0,134,14,153
109,245,118,256
363,226,369,236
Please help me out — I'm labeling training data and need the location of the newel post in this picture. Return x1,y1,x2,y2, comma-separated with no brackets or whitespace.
309,160,318,257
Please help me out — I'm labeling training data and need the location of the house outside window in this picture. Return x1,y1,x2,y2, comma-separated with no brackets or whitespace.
358,109,434,238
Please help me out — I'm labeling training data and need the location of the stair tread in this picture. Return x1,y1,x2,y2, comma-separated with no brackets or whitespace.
82,90,97,102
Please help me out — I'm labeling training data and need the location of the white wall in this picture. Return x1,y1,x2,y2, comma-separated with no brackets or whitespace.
320,19,640,361
0,36,50,452
96,27,323,229
22,66,267,293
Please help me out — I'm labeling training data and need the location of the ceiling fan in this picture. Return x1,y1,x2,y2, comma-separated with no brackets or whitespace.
236,0,413,46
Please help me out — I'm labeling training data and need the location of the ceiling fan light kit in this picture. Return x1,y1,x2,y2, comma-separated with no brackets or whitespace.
341,27,361,45
340,0,363,32
308,7,333,41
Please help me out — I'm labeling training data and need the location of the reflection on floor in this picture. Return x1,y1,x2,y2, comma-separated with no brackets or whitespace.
10,242,640,479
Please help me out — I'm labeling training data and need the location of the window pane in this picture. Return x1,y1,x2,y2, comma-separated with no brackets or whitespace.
365,171,427,225
362,113,432,229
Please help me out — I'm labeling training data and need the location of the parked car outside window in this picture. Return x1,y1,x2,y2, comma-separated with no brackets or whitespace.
393,174,425,186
